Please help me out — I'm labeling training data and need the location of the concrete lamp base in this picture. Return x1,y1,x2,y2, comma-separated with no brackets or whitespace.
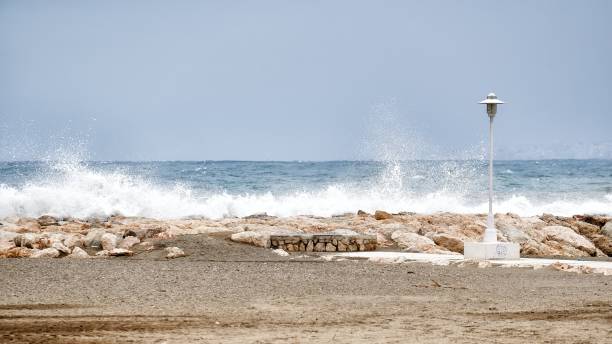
464,241,520,260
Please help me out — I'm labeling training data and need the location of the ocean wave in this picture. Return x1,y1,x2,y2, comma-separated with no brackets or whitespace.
0,163,611,219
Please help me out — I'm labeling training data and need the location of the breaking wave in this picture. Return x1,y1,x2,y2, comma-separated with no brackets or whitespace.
1,160,611,219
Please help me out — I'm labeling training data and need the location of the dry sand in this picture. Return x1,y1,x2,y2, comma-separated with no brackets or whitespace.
1,233,611,343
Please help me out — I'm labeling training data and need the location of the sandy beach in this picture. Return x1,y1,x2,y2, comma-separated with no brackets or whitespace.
0,232,611,344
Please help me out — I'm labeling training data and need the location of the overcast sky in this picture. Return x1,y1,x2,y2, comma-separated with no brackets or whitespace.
1,0,611,161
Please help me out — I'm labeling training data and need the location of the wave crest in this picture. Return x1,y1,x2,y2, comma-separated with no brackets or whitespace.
1,162,611,219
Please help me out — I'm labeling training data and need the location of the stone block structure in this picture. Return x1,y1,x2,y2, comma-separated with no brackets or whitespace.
269,231,377,252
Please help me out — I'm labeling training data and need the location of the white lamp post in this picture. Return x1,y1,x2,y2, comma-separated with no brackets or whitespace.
480,93,504,242
463,92,520,260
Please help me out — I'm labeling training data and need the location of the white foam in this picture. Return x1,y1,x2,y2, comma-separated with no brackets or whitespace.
1,163,611,220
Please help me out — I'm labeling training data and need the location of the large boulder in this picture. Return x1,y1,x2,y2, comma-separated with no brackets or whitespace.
391,231,435,252
497,225,532,244
0,240,17,257
67,247,90,258
47,232,66,245
51,242,71,254
119,236,140,249
123,223,169,240
0,239,16,251
573,215,610,228
14,233,50,250
602,222,612,239
84,229,106,248
230,231,270,248
375,232,394,248
519,240,555,257
37,215,59,227
16,218,41,232
4,247,33,258
100,233,119,251
63,234,84,249
541,226,598,256
30,248,60,258
590,236,612,256
432,233,464,253
566,221,612,256
374,210,393,220
572,221,601,237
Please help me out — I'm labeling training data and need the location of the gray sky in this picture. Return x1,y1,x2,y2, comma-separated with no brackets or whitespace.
1,0,611,161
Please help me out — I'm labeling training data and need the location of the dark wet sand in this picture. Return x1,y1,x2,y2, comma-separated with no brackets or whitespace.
0,234,611,343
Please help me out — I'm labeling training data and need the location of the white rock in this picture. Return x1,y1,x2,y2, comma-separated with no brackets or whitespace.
30,248,60,258
390,231,436,252
100,233,119,251
602,221,612,239
63,234,84,249
47,232,66,244
165,246,185,259
230,231,270,248
108,248,134,256
67,247,90,258
119,236,140,249
498,226,531,244
95,250,110,257
542,225,597,256
155,231,174,240
368,256,408,264
14,233,37,248
272,248,289,256
137,241,155,251
51,242,71,254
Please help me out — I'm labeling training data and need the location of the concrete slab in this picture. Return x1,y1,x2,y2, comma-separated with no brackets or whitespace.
330,251,612,275
464,242,520,260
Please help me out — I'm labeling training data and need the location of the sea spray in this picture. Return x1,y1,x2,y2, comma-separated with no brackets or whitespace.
1,160,611,219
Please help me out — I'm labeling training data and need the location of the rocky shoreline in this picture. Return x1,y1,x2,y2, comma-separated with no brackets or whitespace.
1,210,611,261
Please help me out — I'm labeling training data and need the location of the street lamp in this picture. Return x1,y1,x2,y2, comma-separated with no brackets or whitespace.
480,93,504,242
463,92,520,260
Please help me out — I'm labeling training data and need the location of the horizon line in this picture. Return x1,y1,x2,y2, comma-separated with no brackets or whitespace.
1,158,612,163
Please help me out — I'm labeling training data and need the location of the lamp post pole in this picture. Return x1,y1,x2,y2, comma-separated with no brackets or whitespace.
464,92,520,260
483,113,499,242
480,93,504,243
488,115,494,233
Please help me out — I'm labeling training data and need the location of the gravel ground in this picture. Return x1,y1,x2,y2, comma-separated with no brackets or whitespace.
0,234,611,343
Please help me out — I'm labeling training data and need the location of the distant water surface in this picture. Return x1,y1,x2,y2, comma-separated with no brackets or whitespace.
0,160,611,219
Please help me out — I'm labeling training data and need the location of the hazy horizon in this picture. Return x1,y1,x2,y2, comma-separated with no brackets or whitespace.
2,0,611,161
2,158,612,163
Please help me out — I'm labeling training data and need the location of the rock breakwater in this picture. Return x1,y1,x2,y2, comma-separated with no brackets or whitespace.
1,211,611,259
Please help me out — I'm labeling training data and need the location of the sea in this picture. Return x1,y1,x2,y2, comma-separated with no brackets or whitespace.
0,159,611,219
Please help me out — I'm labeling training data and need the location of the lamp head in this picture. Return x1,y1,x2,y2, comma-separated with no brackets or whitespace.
479,92,505,117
